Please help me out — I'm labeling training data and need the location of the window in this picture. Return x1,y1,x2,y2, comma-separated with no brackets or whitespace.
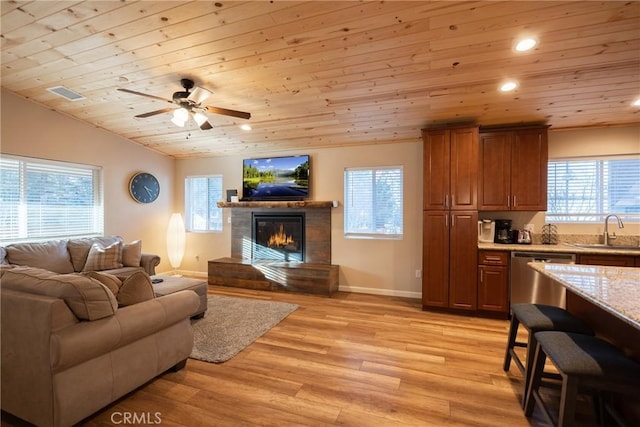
0,155,103,243
185,175,223,232
344,166,403,238
546,157,640,222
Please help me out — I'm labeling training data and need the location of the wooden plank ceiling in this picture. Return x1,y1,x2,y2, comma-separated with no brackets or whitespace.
2,1,639,159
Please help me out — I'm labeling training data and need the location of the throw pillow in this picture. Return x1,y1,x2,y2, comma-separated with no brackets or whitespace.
82,271,122,296
68,236,123,272
82,242,123,272
122,240,142,267
117,271,155,306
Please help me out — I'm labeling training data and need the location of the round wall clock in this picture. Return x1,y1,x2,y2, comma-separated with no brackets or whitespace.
129,172,160,203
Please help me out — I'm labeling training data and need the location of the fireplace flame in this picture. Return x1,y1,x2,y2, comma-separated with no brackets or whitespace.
268,224,295,248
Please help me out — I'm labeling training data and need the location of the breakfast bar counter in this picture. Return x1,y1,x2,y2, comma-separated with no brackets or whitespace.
528,262,640,363
528,262,640,330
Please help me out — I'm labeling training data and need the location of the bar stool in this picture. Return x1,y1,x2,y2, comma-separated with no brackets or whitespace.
525,331,640,427
503,304,594,407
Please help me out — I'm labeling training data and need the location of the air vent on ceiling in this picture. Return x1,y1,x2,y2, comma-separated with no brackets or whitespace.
46,86,86,101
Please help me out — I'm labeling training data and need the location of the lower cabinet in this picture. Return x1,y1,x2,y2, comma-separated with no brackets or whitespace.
422,211,478,311
577,254,636,267
477,250,509,315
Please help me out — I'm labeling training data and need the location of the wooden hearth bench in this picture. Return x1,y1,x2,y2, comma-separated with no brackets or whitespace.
208,258,339,296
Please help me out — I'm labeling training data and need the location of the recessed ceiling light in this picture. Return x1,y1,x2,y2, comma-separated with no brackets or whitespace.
515,38,537,52
632,98,640,107
240,124,252,131
500,81,518,92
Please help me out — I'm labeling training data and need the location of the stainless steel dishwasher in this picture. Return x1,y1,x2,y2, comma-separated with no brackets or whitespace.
510,252,576,308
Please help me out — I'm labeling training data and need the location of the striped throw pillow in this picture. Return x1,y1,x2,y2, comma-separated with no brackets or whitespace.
82,242,123,271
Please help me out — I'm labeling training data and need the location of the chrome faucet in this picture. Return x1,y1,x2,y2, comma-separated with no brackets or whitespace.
603,214,624,245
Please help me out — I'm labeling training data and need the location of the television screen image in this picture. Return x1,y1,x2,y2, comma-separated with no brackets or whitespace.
242,155,310,201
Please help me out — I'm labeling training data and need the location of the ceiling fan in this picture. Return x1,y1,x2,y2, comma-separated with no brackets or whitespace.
117,78,251,130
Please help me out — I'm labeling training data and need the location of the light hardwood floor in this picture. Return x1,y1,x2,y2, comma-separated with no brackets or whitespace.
3,286,601,426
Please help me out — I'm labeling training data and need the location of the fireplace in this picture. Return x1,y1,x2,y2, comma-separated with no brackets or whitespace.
252,213,305,262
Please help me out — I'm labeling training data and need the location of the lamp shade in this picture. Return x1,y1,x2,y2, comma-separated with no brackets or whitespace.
166,213,185,269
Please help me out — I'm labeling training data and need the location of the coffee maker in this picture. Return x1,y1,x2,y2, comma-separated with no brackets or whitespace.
494,219,512,244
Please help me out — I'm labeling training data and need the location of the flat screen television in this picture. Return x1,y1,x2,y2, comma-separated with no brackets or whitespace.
242,155,310,201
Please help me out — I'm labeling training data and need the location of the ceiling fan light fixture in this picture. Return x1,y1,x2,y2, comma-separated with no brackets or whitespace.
192,112,208,126
171,116,186,127
173,108,189,121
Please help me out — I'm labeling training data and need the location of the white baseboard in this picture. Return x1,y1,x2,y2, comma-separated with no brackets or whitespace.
338,285,421,299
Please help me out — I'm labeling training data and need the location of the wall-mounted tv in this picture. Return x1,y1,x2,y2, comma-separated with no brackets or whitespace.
242,155,310,201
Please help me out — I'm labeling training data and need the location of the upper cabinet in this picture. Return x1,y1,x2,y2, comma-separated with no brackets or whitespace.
478,125,549,211
423,126,479,210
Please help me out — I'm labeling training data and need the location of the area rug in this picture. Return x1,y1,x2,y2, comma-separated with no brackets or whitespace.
190,295,298,363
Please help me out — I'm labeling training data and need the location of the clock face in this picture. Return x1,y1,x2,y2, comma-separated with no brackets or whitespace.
129,172,160,204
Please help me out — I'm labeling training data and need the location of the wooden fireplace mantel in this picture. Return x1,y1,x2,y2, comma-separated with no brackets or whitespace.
217,200,333,209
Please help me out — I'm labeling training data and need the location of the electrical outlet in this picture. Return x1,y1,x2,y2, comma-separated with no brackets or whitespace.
524,223,535,233
227,216,232,224
415,269,422,279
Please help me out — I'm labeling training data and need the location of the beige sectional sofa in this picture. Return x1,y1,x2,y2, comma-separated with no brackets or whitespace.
0,235,160,276
0,237,199,427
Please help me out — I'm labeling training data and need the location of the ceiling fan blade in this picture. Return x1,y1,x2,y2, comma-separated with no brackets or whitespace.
117,88,172,103
188,86,212,105
134,107,176,118
205,105,251,120
199,120,213,130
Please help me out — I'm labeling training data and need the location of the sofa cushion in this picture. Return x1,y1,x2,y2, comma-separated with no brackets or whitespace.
122,240,142,267
82,242,123,272
116,271,155,306
1,266,118,320
82,271,122,296
68,236,123,272
4,240,74,274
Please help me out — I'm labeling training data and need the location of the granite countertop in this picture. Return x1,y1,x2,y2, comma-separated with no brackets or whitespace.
528,262,640,329
479,242,640,256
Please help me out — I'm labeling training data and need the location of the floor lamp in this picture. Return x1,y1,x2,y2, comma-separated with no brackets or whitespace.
167,213,185,273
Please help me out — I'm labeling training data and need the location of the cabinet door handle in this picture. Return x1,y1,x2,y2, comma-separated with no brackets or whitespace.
507,194,511,208
451,214,455,227
480,270,483,282
513,195,517,207
451,194,455,207
445,194,449,209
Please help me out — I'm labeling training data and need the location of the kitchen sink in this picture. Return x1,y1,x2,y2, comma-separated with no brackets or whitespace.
567,243,640,251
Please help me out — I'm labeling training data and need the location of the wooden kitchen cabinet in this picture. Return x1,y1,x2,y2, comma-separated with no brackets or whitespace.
423,126,479,210
577,254,636,267
478,125,548,211
422,126,479,313
478,250,509,315
422,210,478,311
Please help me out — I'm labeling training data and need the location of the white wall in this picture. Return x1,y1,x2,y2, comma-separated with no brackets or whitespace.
175,142,424,298
1,90,176,272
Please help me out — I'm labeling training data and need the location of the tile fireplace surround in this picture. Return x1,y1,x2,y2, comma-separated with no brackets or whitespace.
210,201,338,295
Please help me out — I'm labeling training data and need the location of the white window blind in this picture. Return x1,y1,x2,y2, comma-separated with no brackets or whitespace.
0,155,103,243
344,166,403,238
546,157,640,222
185,175,223,232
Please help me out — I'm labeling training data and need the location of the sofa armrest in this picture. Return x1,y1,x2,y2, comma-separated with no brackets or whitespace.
1,289,76,427
140,253,160,275
50,290,199,372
